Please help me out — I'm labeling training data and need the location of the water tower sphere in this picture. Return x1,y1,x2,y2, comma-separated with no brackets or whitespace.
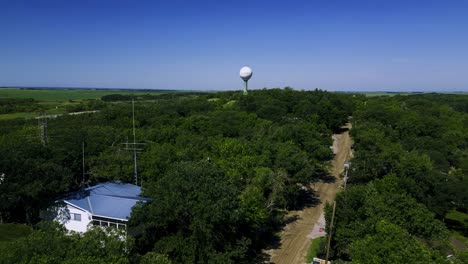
240,66,253,81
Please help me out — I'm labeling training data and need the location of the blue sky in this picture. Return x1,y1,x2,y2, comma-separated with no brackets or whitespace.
1,0,467,92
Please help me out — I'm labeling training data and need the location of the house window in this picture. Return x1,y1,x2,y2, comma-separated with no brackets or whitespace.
72,213,81,221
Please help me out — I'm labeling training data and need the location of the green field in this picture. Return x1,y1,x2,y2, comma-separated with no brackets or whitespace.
351,92,420,97
362,92,410,97
0,88,176,101
358,92,468,97
0,88,190,120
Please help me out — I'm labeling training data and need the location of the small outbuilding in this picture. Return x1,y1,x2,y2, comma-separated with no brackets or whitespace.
52,181,148,233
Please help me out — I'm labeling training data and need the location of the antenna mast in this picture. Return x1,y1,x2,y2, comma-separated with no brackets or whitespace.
81,141,91,186
82,141,85,183
122,97,145,186
132,98,138,185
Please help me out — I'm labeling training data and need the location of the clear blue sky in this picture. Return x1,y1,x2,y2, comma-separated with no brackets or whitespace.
1,0,467,92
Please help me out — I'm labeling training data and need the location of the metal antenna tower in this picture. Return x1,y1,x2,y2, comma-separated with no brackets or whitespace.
80,141,92,186
123,98,145,186
82,141,85,182
132,98,138,185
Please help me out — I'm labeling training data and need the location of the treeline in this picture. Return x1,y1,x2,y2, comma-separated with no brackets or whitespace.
0,88,353,263
0,98,44,114
327,94,468,263
101,91,207,102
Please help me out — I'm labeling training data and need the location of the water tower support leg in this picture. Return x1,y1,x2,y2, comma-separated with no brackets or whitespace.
243,80,248,95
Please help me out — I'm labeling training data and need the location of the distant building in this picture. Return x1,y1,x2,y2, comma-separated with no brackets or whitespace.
52,181,149,233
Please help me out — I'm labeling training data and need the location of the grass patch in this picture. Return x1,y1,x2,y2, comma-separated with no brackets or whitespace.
450,230,468,251
0,224,32,243
451,230,468,244
446,210,468,251
306,237,326,263
447,210,468,224
223,100,237,108
0,112,38,120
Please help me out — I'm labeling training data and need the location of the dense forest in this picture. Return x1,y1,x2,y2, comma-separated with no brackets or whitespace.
0,90,466,263
0,89,353,263
326,94,468,263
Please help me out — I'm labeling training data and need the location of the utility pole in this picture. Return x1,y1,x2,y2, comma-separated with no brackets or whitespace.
325,201,337,263
38,115,47,146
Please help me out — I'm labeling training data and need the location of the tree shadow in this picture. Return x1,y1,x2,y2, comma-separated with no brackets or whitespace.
301,188,322,208
317,172,336,183
255,251,275,264
260,214,300,253
262,231,283,250
256,226,284,263
257,188,323,263
284,214,300,226
319,174,336,183
288,187,322,211
333,126,349,134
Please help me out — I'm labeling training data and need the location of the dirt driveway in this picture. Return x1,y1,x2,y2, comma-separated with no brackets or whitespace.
266,124,353,264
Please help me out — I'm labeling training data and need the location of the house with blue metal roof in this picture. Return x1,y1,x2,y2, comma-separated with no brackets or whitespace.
56,181,148,233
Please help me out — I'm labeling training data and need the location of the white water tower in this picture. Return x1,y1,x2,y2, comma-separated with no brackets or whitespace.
239,66,252,95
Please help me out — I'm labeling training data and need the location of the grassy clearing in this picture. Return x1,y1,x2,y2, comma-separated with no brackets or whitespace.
451,230,468,244
306,237,326,263
446,210,468,251
0,88,176,101
451,230,468,252
0,224,32,243
0,108,69,120
447,210,468,224
223,100,237,108
0,112,39,120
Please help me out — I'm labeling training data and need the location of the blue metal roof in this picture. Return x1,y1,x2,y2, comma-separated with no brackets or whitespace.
64,181,149,221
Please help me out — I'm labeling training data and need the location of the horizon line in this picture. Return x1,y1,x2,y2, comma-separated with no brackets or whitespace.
0,86,467,94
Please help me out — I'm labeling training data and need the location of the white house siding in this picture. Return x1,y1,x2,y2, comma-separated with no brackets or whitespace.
54,182,147,233
61,204,92,233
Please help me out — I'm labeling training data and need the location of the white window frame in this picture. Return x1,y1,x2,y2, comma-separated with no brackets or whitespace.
72,213,82,221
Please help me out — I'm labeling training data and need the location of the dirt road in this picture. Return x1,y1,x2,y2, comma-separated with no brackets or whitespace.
266,124,353,264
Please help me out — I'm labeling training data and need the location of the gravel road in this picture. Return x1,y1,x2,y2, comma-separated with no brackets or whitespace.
266,123,353,264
